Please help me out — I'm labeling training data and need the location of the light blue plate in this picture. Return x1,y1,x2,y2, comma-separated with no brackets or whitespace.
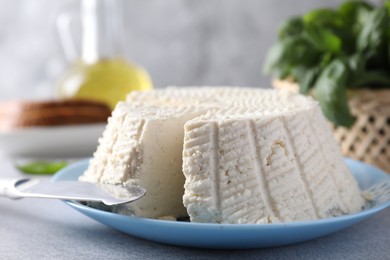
52,158,390,249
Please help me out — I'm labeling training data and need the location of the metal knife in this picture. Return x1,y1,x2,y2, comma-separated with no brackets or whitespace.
0,178,146,206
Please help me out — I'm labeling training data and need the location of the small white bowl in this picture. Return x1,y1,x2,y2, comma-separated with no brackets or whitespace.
0,123,105,158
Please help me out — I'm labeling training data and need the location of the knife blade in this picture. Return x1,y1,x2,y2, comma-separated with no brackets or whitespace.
0,178,146,206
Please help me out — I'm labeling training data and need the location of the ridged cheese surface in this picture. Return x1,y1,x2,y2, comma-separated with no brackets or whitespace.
81,87,365,222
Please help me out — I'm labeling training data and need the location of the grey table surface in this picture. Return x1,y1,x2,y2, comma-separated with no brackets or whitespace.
1,156,390,260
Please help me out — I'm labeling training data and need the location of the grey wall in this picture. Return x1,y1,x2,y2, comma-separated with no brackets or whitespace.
0,0,381,101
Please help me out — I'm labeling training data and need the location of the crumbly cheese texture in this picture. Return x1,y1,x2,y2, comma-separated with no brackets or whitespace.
80,102,209,218
81,87,365,223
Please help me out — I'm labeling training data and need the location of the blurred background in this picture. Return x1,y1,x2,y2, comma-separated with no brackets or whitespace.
0,0,382,101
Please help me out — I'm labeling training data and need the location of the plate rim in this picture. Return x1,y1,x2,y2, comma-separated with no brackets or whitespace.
52,158,390,229
0,123,106,136
0,124,106,157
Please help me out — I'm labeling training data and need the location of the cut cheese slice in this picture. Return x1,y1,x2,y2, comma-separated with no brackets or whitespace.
81,102,210,218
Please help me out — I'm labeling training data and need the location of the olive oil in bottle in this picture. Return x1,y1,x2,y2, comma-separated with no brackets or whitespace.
57,58,152,109
56,0,152,109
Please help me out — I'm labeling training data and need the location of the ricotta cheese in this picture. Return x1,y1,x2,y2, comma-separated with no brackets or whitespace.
80,87,365,223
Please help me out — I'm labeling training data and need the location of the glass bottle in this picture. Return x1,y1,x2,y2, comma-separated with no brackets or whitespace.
56,0,152,109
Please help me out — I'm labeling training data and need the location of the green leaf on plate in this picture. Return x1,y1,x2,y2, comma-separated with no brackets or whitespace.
17,161,68,175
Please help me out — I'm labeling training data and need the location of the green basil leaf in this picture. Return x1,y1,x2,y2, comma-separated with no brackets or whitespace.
319,52,333,67
357,7,388,53
263,37,313,74
304,23,342,54
264,35,322,74
17,161,68,175
351,70,390,87
384,0,390,16
347,53,365,74
347,53,366,82
338,1,373,52
264,41,286,74
314,59,355,127
279,17,304,39
303,8,343,28
271,63,291,80
339,1,373,26
291,65,320,94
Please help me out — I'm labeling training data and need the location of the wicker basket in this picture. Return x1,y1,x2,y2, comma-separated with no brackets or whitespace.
273,79,390,173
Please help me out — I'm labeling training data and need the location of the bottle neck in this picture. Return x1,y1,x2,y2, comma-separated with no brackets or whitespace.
81,0,126,64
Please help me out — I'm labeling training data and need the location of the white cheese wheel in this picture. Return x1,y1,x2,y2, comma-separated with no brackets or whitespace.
81,87,365,223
